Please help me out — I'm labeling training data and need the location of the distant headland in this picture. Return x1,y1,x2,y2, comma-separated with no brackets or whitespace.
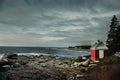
68,45,91,51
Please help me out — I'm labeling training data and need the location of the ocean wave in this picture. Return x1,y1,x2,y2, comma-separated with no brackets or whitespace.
17,53,49,56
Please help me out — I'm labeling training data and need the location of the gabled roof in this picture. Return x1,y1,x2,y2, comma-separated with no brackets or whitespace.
91,40,108,50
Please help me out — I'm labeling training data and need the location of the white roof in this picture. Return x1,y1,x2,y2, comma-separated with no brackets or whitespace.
91,41,108,50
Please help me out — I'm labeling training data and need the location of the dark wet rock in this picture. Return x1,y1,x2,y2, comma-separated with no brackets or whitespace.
4,66,69,80
0,72,7,80
12,62,21,68
6,68,50,80
19,60,27,65
74,57,85,62
0,60,11,67
2,53,18,60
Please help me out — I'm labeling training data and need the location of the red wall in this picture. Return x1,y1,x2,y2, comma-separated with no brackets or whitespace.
104,50,108,57
90,50,99,60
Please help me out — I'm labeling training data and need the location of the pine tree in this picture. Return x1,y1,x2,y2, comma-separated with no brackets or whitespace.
106,15,120,54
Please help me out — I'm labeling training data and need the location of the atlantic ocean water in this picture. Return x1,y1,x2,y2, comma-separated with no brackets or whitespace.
0,46,90,58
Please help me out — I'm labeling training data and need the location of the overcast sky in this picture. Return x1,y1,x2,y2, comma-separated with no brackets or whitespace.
0,0,120,47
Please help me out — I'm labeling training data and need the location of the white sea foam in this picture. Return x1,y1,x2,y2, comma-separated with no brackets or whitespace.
0,50,90,59
17,53,49,56
0,53,50,60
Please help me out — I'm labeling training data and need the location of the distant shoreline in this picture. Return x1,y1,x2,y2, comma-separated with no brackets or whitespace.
67,48,90,51
67,45,91,51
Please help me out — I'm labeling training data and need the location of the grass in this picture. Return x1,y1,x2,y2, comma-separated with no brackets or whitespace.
98,56,120,66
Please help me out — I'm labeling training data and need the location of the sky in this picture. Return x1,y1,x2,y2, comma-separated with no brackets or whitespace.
0,0,120,47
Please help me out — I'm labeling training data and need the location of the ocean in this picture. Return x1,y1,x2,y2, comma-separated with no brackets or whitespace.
0,46,90,58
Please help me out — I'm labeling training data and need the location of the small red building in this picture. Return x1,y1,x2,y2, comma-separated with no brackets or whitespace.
90,40,108,61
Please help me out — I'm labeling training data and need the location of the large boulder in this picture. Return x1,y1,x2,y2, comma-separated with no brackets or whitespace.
81,58,90,67
0,61,11,67
1,53,18,60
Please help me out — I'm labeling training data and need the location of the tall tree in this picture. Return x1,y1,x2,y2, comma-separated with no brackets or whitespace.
106,15,120,54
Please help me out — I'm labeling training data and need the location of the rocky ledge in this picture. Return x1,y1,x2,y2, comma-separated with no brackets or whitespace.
0,54,90,80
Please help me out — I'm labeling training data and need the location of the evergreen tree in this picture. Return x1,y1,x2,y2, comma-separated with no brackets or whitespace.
106,15,120,54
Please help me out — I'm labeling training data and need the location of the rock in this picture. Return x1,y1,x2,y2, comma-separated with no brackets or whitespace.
83,55,90,58
82,56,87,60
2,53,18,60
114,52,120,57
0,60,11,67
56,63,69,68
38,59,48,63
57,61,63,65
0,54,87,80
0,72,7,80
2,58,8,62
40,63,47,67
55,56,60,59
81,58,90,66
74,57,84,62
12,62,21,68
80,67,88,72
89,64,97,67
6,69,50,80
19,61,27,65
76,74,85,79
93,60,100,63
73,62,82,68
2,65,11,68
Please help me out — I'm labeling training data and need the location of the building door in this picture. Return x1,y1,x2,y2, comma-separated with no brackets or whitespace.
99,50,104,58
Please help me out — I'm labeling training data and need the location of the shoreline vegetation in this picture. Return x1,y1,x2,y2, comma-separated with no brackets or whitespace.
68,45,91,51
0,52,120,80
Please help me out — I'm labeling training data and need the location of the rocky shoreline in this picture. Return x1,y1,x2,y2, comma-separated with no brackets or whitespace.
0,54,90,80
0,53,120,80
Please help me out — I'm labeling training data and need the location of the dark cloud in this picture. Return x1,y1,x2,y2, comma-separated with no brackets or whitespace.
0,0,120,46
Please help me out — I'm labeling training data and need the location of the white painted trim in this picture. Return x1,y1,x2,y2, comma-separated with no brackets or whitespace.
99,50,104,58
